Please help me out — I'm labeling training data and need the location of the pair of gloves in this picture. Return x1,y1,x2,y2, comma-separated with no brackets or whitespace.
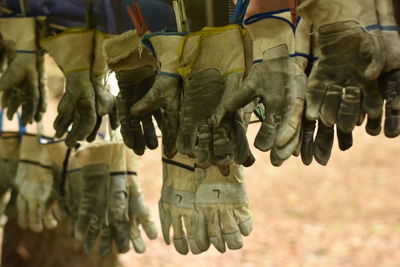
0,17,47,126
296,0,400,165
159,152,252,254
72,141,156,256
41,28,118,148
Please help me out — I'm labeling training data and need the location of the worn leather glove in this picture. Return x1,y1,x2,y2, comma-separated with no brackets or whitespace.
159,152,209,255
41,29,97,147
129,32,185,158
211,10,298,166
376,0,400,138
64,149,83,220
104,30,162,156
74,141,130,257
15,134,59,232
298,0,385,134
125,148,157,253
195,163,252,253
0,17,47,125
87,30,119,142
177,25,254,173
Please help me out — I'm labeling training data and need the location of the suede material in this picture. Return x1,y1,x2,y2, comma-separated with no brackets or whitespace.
0,17,36,51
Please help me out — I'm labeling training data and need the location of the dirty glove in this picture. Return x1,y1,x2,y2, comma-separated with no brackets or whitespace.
63,149,83,220
125,148,157,253
298,0,385,134
195,163,252,253
129,31,185,158
376,0,400,137
74,141,130,256
87,30,119,142
0,17,45,125
15,134,59,232
41,29,97,147
104,30,163,156
159,152,209,255
177,25,254,173
211,10,298,166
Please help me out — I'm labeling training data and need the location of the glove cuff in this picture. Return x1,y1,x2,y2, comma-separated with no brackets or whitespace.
244,10,295,62
76,141,113,167
41,28,94,74
0,17,37,51
103,30,157,72
178,25,245,79
92,30,113,76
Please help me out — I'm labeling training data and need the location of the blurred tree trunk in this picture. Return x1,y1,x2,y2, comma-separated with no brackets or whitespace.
1,217,119,267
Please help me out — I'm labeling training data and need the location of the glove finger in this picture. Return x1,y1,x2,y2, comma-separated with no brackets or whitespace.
384,107,400,138
182,214,202,255
275,98,304,148
54,111,73,139
138,213,157,240
365,115,382,136
43,208,58,230
99,225,113,257
114,221,130,254
254,117,277,152
234,205,253,236
25,73,40,125
0,61,25,91
362,81,383,120
204,209,226,253
336,129,353,151
131,233,146,253
108,105,119,130
313,122,334,166
271,123,302,167
158,201,172,245
130,118,146,155
83,217,100,254
162,110,178,159
86,116,102,143
320,84,342,128
67,101,97,147
74,213,91,241
142,115,158,150
28,200,44,233
130,81,163,116
220,210,242,250
16,196,28,229
337,86,361,133
194,125,212,169
5,94,19,121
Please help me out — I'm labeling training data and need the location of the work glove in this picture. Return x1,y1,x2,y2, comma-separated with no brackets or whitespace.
104,30,163,156
298,0,385,135
74,141,130,257
15,134,60,232
0,129,21,226
41,29,97,147
211,10,298,166
125,148,157,253
0,17,47,125
177,25,255,173
159,152,209,255
376,0,400,138
63,148,83,220
128,31,186,158
87,30,119,142
195,163,252,253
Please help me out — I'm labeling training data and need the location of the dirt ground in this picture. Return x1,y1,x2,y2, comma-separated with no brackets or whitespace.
120,124,400,267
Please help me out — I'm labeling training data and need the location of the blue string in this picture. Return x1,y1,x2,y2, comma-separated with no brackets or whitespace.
0,110,3,134
244,9,296,33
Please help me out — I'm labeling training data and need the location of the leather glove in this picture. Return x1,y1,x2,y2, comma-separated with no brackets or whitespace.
195,163,252,253
129,31,185,158
211,10,298,166
0,17,46,125
74,141,130,257
0,129,21,226
41,29,97,147
177,25,255,173
159,152,209,255
64,149,83,220
15,134,59,232
376,0,400,137
125,148,157,253
298,0,385,134
104,30,162,156
87,30,119,142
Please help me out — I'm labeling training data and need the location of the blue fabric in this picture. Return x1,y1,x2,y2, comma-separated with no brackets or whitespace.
0,0,176,34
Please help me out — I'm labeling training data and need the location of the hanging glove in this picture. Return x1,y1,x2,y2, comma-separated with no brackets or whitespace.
128,31,186,158
0,17,46,125
159,152,209,255
0,131,21,226
298,0,385,135
15,134,59,232
376,0,400,138
195,163,252,253
176,25,254,173
103,30,163,156
41,29,97,147
74,141,130,257
64,149,83,220
124,148,157,253
87,30,119,142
